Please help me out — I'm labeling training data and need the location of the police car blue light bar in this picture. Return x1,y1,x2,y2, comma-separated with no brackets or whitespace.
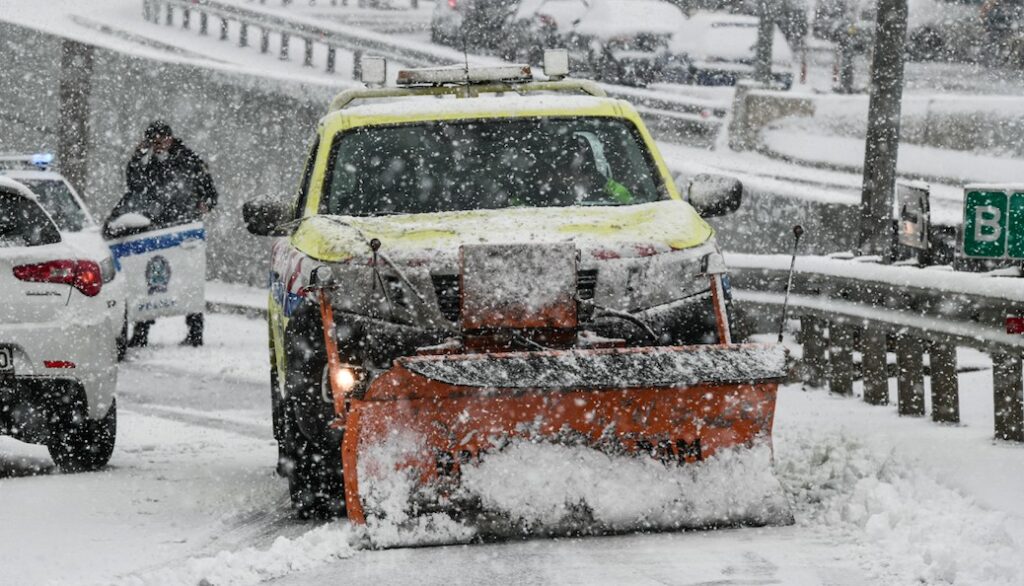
31,153,54,168
0,152,55,170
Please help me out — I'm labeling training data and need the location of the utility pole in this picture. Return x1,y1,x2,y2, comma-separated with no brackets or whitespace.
859,0,909,258
754,0,775,85
834,22,856,93
57,40,95,197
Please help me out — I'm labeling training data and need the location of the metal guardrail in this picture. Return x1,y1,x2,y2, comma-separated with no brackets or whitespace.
143,0,442,73
141,0,725,135
730,259,1023,442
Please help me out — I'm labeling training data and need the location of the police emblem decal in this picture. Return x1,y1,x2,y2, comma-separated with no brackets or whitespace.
146,255,172,295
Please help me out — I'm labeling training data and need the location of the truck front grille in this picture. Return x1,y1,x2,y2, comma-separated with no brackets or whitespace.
431,269,599,324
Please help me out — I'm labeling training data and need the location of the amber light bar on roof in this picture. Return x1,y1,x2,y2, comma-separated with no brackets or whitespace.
396,64,533,87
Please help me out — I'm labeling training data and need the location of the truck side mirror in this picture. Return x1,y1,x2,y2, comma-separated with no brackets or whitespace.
243,197,292,236
244,197,294,236
677,173,743,217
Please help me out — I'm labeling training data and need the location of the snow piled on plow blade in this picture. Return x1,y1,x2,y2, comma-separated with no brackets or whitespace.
357,435,793,549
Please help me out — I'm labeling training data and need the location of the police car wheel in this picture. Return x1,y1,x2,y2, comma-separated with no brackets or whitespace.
48,399,117,473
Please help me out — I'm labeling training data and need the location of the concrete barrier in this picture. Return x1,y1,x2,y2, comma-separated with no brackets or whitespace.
729,88,1024,158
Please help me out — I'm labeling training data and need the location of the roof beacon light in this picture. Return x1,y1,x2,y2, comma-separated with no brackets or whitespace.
31,153,54,169
543,49,569,80
361,56,387,87
396,64,533,87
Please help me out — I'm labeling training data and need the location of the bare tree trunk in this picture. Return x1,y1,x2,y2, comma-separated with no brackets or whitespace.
859,0,908,258
58,40,94,198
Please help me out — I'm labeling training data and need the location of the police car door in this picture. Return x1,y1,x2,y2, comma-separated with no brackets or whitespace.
108,221,206,322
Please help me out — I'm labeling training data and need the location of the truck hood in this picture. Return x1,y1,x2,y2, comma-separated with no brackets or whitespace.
291,200,713,264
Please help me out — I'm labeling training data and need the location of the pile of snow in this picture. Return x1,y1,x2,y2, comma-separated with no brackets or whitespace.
356,432,793,547
460,441,792,531
356,429,477,548
115,524,356,586
777,428,1024,585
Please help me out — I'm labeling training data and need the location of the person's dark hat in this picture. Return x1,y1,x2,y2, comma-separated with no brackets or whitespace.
144,120,173,141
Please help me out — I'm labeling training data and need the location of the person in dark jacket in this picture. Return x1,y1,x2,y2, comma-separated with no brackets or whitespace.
113,121,218,348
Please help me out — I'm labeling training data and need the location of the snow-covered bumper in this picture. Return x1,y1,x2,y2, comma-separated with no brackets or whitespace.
0,313,117,434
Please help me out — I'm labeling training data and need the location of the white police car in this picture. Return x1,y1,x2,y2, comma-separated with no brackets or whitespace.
0,154,128,358
0,176,119,472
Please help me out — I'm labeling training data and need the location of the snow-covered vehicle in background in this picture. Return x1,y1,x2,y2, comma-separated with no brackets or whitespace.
0,176,119,472
500,0,687,86
430,0,515,48
667,12,794,88
0,153,128,359
243,53,791,538
812,0,988,62
498,2,792,87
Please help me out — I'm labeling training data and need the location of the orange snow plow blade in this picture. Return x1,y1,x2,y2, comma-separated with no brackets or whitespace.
339,343,789,539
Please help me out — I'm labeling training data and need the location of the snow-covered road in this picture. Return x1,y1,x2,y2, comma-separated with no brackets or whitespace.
3,313,1023,585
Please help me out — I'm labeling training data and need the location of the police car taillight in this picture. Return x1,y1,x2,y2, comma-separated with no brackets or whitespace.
13,259,103,297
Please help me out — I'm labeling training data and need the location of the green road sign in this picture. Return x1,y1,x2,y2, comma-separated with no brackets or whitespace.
1010,192,1024,258
962,188,1024,259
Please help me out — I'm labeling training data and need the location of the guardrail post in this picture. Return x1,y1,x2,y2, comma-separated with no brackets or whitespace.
199,11,208,35
220,17,229,41
239,23,249,47
993,352,1023,441
896,333,926,416
828,323,856,396
929,342,959,423
862,328,889,405
182,8,190,30
280,33,290,60
165,3,174,25
303,38,314,67
260,28,270,53
798,316,827,387
326,46,336,73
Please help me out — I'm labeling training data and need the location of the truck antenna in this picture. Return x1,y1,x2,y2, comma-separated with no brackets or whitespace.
778,224,804,343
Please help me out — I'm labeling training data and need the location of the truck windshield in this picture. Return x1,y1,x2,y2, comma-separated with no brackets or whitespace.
323,117,665,216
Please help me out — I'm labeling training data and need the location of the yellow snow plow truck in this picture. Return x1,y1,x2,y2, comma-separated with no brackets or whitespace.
244,52,791,545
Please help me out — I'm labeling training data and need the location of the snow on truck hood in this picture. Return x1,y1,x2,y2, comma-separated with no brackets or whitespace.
292,200,714,264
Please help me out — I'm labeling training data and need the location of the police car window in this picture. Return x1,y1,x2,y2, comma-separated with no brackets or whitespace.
0,192,61,247
17,179,90,232
295,136,319,220
322,117,664,216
